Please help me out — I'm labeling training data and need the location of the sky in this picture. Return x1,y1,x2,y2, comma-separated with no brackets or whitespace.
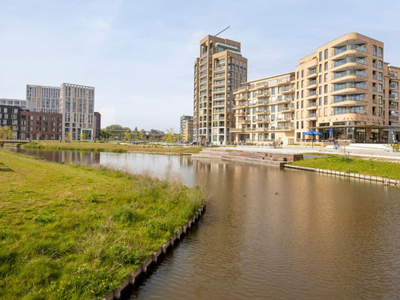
1,0,400,132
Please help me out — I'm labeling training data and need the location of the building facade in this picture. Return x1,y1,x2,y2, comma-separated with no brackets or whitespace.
193,35,248,145
180,115,193,142
59,83,95,140
232,32,400,145
0,98,34,111
26,85,60,113
94,111,101,140
20,111,62,140
0,105,20,139
232,73,295,145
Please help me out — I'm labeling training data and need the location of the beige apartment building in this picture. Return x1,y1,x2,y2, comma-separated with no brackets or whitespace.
232,73,295,145
193,35,248,145
232,32,400,145
26,85,60,113
59,83,95,140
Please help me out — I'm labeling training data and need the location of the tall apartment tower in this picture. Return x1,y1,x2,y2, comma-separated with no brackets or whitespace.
295,32,395,142
193,35,247,145
59,83,95,140
26,85,60,113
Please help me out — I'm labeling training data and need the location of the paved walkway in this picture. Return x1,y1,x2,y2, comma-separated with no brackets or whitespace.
215,144,400,161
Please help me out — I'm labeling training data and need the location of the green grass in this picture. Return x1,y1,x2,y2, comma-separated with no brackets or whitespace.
290,155,400,180
0,150,204,299
22,141,203,155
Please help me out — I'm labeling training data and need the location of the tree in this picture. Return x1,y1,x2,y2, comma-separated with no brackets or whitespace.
65,132,72,143
133,127,139,141
79,131,86,141
100,129,110,139
174,134,182,143
0,127,5,140
139,129,146,141
164,128,175,143
123,130,132,141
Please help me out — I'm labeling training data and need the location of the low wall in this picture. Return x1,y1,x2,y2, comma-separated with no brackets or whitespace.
193,148,303,167
285,165,400,188
102,203,207,300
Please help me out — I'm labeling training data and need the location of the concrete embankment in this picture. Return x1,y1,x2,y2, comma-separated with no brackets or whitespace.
192,148,303,167
103,203,207,300
285,165,400,188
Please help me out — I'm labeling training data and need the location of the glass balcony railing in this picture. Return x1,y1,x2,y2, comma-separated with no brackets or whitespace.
333,58,367,68
333,94,366,103
333,82,367,91
333,70,367,79
333,44,367,56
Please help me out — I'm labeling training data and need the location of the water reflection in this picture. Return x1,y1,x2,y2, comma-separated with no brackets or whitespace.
16,149,400,299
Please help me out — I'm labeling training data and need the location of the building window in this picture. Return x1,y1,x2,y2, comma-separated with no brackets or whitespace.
324,49,328,60
319,51,322,61
378,61,383,70
378,47,383,58
324,85,328,94
373,45,377,56
324,62,328,71
324,96,328,105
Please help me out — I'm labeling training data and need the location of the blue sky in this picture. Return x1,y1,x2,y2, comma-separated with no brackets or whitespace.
1,0,400,132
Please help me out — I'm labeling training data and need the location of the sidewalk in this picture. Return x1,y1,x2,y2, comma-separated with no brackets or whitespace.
224,144,400,161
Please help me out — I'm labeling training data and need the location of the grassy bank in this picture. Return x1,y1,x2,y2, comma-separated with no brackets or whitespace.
0,150,203,299
290,155,400,180
22,141,203,155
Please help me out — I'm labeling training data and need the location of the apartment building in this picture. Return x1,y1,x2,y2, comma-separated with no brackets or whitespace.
183,119,193,142
94,112,101,140
193,35,248,145
180,115,193,142
0,98,34,111
232,32,400,145
232,73,295,145
20,111,62,140
59,83,95,140
26,85,60,113
0,105,20,139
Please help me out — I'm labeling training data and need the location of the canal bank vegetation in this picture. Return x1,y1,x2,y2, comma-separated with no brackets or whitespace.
290,155,400,180
22,140,203,155
0,150,204,299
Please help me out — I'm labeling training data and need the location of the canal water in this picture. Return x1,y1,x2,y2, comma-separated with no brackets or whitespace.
17,149,400,299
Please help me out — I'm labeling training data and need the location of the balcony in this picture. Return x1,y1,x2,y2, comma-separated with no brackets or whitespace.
332,58,367,71
277,117,291,122
281,107,294,113
214,66,225,71
332,70,367,83
214,73,225,78
389,105,398,110
306,102,317,110
389,115,399,121
306,90,318,100
332,83,367,95
281,87,294,94
307,69,318,78
307,80,318,89
273,126,294,131
389,83,398,90
332,44,367,59
389,94,399,100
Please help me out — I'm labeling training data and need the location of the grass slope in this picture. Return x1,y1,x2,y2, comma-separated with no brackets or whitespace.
290,155,400,180
0,150,203,299
22,141,203,155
